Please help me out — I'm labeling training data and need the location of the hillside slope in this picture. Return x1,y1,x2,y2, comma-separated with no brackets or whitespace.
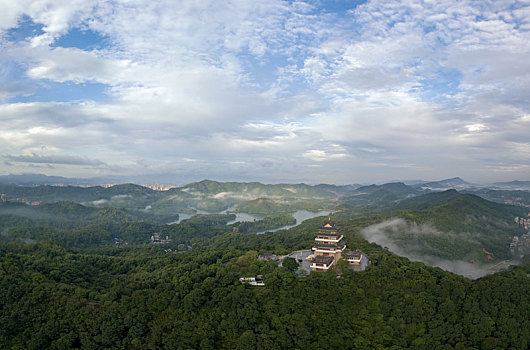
361,190,528,267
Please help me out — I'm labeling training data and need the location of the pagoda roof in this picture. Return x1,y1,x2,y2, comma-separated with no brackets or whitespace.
312,255,334,265
345,249,363,258
315,232,342,237
313,241,346,249
320,220,339,229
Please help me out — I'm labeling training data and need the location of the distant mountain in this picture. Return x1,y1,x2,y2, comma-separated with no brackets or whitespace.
181,180,339,199
0,173,81,185
0,179,344,217
0,173,133,186
395,189,527,219
394,189,462,210
0,183,160,209
314,183,359,193
177,180,342,213
234,198,295,215
401,179,428,185
490,180,530,191
354,182,418,196
414,177,475,191
380,182,419,196
0,200,138,227
2,177,526,222
464,188,530,208
341,182,420,208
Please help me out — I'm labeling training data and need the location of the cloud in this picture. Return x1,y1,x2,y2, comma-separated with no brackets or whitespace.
465,123,487,133
302,147,349,162
0,0,100,39
25,46,131,84
0,0,529,183
0,81,36,100
5,153,107,166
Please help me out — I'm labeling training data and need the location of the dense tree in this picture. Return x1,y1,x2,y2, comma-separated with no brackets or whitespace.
282,257,299,272
1,193,530,349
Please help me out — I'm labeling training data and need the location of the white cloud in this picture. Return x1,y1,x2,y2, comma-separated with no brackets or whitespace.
466,123,487,132
0,0,100,39
25,46,132,83
0,0,529,183
302,149,349,162
5,153,107,166
0,81,35,100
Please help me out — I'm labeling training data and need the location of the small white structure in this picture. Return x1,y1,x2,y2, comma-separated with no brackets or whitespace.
239,275,265,286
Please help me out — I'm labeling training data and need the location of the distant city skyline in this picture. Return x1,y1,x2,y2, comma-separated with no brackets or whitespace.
1,1,529,184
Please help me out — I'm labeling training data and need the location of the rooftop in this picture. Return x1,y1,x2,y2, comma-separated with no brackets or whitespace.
312,255,334,265
345,249,364,258
315,232,342,238
319,220,340,230
313,241,346,249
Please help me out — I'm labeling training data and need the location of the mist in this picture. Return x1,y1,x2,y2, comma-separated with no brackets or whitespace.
360,219,502,279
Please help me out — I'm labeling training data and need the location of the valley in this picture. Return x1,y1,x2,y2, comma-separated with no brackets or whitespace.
1,177,528,277
1,176,530,348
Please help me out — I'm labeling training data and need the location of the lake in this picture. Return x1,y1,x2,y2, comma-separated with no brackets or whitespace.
168,209,331,231
255,210,331,234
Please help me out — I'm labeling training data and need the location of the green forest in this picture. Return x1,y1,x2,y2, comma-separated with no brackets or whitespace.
1,215,530,349
234,214,296,233
1,184,530,349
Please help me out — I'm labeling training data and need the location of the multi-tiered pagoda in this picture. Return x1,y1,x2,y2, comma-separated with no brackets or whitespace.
309,220,346,271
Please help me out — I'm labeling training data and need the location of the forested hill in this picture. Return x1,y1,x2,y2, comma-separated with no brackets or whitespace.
341,182,420,208
0,180,345,216
1,214,530,349
6,179,528,219
0,180,344,203
183,180,327,196
1,187,526,264
366,190,528,265
0,182,148,207
2,182,530,348
394,189,527,233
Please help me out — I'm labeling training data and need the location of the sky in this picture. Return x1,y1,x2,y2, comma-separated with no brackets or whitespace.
1,0,529,185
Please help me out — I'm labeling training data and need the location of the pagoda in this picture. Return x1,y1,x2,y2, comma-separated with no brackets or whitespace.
309,220,346,271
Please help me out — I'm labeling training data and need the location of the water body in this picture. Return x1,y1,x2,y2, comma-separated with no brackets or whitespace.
168,213,191,224
168,209,330,231
256,210,331,234
226,212,265,225
167,208,210,224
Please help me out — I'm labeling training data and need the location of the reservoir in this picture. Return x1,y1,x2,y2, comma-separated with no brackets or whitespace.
169,209,331,232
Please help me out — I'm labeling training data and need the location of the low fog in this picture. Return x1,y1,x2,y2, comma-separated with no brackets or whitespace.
360,219,505,279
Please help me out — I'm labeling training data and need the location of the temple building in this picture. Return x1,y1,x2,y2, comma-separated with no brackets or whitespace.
310,220,346,271
344,249,364,265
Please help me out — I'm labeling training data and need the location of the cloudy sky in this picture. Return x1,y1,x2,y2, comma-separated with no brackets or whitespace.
1,0,529,184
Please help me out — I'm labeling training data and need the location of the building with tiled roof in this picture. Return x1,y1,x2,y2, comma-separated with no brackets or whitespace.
344,249,364,265
309,220,346,271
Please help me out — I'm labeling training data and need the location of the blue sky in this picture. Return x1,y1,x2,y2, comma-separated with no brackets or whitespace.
0,0,529,184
